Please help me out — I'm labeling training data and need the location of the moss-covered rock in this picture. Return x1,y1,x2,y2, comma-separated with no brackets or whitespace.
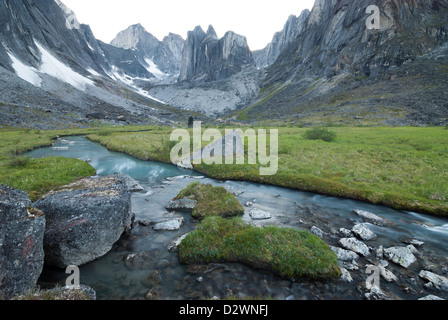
179,216,341,281
173,182,244,220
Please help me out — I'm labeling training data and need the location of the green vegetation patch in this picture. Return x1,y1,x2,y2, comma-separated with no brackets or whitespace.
303,127,337,142
0,128,98,201
179,216,341,281
174,182,244,220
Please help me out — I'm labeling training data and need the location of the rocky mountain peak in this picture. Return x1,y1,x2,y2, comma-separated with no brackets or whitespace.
179,26,254,83
110,23,159,50
110,24,185,77
206,25,218,40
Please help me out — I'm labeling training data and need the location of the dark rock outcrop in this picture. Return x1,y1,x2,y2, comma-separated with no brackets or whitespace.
0,185,45,299
253,10,310,69
110,23,185,77
33,175,133,268
242,0,448,125
178,25,255,82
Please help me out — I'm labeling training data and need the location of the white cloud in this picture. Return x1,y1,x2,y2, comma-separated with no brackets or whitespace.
61,0,315,50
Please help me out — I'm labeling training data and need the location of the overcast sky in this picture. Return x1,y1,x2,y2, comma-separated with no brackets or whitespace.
62,0,316,51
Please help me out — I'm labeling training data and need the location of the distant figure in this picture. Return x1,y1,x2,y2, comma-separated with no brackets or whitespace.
188,116,194,128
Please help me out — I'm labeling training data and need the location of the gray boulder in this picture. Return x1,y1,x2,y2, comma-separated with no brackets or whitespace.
330,246,360,261
352,223,377,241
338,238,370,257
311,226,326,238
384,246,417,268
0,185,46,299
418,295,445,300
249,208,272,220
419,270,448,291
153,217,185,231
34,176,133,268
353,209,388,226
113,173,144,192
166,199,197,211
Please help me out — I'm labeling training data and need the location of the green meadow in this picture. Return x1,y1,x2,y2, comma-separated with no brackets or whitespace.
0,125,446,216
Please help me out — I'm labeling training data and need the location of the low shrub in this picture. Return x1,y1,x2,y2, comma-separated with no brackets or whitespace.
304,127,337,142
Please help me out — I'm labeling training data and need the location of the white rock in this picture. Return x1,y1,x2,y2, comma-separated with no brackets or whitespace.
352,223,377,241
338,238,370,257
376,246,384,259
418,295,445,300
379,266,398,283
353,209,388,226
404,239,425,247
419,270,448,291
339,228,353,238
311,226,326,238
168,233,190,252
406,244,422,258
365,285,389,300
249,208,271,220
340,268,353,283
384,246,417,268
153,217,185,231
330,246,360,261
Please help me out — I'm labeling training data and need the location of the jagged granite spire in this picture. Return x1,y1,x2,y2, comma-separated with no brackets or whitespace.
179,26,255,82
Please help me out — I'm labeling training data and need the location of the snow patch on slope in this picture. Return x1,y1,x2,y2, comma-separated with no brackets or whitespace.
144,58,168,80
36,41,93,91
7,52,42,87
111,66,167,104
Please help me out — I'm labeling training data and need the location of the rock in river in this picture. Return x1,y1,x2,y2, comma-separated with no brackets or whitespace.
0,185,46,299
353,209,388,226
153,217,185,231
419,270,448,291
338,238,370,257
383,246,417,268
352,223,377,241
166,199,197,211
34,175,133,268
330,246,360,261
249,208,272,220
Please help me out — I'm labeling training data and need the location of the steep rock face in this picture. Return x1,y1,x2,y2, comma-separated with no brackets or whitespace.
253,10,310,69
110,23,185,77
179,25,255,82
0,185,45,299
267,0,448,81
0,0,193,129
241,0,448,125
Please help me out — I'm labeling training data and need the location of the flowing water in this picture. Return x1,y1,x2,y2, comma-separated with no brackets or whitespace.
26,136,448,300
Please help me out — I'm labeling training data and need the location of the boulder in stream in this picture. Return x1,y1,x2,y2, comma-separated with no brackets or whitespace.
352,223,377,241
153,217,185,231
353,209,388,226
383,246,417,268
0,185,46,299
419,270,448,291
338,238,370,257
33,175,133,268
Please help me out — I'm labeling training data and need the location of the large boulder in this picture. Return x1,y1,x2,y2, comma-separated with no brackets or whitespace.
0,185,46,299
33,175,133,268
